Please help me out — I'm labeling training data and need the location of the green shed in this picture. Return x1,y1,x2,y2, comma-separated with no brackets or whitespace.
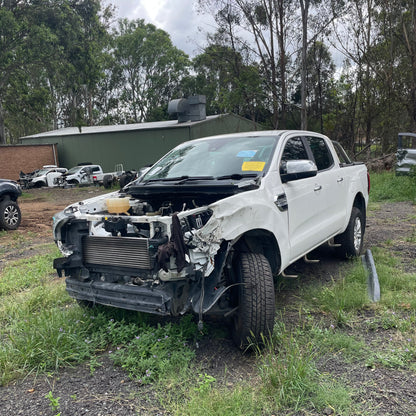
20,113,261,172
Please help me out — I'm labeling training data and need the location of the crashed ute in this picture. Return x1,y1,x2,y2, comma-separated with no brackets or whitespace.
53,130,369,347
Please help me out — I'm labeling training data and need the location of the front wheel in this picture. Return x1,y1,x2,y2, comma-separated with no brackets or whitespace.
0,200,21,230
335,207,365,258
231,252,275,348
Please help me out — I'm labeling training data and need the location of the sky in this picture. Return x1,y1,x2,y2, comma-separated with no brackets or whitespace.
103,0,215,57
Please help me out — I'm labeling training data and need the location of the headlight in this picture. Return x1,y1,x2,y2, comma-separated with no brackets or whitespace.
57,240,73,257
64,205,79,215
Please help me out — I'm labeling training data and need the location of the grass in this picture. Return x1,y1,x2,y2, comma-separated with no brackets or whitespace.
369,170,416,202
0,245,59,296
1,171,416,415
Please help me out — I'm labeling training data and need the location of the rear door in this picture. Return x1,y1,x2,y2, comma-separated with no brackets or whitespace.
305,136,348,234
280,134,346,259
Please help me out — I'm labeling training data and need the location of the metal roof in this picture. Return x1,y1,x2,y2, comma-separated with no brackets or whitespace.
22,115,224,139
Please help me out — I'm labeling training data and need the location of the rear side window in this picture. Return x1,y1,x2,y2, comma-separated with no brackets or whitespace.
306,137,333,171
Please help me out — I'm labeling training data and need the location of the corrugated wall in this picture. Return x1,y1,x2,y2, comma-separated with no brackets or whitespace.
20,115,260,172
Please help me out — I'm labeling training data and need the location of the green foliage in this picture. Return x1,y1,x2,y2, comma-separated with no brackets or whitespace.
0,246,59,296
110,315,197,384
369,171,416,202
45,390,61,413
114,18,190,123
304,260,368,322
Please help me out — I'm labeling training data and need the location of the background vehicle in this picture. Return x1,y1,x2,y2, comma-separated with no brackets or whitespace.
396,132,416,175
0,179,22,230
29,166,68,188
93,164,124,188
53,130,369,347
56,164,103,186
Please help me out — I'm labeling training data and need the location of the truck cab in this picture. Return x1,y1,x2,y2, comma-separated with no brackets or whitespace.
53,130,369,347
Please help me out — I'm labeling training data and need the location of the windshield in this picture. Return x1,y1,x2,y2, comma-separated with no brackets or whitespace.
67,166,82,174
34,169,50,177
141,135,279,182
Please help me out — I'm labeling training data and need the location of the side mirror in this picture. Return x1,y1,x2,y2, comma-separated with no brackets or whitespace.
281,160,318,183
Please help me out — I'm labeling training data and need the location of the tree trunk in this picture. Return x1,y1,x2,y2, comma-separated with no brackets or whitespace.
0,101,6,144
300,0,309,130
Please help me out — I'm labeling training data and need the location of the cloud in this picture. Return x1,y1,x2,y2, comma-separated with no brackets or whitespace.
104,0,214,57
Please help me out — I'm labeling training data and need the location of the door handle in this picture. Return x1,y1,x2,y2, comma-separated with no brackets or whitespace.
337,177,344,183
314,185,322,192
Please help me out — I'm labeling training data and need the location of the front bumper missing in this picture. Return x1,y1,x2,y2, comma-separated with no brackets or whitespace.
66,278,172,315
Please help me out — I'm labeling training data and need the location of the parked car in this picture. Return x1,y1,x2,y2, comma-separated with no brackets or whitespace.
53,130,369,347
29,166,68,188
92,164,124,188
56,164,103,186
0,179,22,230
396,132,416,175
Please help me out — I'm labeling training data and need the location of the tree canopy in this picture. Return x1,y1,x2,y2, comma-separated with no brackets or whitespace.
1,0,416,158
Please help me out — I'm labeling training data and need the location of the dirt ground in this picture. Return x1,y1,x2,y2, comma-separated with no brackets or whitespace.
0,187,416,415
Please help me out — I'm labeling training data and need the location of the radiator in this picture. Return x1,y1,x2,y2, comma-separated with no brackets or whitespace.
82,236,152,270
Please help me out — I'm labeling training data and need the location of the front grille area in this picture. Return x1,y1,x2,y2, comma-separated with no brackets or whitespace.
83,236,152,270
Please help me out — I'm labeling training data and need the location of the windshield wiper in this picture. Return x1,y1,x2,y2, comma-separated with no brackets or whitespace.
175,176,215,184
215,173,259,180
142,175,214,185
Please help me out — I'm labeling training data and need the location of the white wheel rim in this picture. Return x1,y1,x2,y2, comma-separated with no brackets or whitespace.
5,205,19,226
353,217,362,252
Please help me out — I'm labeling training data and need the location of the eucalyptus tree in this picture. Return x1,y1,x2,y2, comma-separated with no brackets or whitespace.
0,0,58,143
113,19,190,123
304,40,336,133
192,43,266,123
41,0,112,129
331,0,416,153
198,0,298,128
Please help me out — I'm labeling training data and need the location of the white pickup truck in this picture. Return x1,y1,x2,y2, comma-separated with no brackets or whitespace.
56,164,103,186
53,130,369,347
92,164,124,188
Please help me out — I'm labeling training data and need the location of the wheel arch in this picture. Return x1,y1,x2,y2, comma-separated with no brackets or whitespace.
0,192,17,203
352,192,367,228
231,228,281,275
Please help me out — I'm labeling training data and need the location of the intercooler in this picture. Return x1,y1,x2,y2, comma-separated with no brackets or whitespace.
82,235,153,270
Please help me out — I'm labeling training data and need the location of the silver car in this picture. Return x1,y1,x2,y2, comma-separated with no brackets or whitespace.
396,133,416,175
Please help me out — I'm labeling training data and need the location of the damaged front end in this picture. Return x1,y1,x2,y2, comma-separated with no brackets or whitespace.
53,189,236,319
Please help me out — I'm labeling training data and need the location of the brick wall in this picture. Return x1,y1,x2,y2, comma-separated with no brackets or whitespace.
0,144,58,181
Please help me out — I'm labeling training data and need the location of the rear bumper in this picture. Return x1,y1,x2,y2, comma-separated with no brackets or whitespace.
65,277,172,315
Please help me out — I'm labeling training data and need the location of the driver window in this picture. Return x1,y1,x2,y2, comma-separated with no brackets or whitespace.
280,137,309,173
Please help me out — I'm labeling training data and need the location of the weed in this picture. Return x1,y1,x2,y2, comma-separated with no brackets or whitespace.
194,373,216,393
110,315,198,384
88,356,102,376
45,390,60,413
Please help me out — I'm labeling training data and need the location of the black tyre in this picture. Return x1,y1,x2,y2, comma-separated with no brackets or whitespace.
335,207,365,258
231,252,275,348
119,172,135,188
103,174,113,189
0,200,21,230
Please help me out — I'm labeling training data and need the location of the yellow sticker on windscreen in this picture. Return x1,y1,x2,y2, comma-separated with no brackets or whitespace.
242,161,266,171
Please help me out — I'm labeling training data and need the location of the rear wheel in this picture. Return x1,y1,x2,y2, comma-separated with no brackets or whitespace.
103,174,113,189
0,200,21,230
335,207,364,258
231,252,275,348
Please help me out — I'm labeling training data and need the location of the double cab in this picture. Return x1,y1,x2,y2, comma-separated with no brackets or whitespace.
53,130,369,347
